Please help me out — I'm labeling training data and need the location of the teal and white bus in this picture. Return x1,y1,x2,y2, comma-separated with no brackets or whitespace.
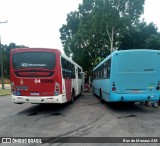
92,49,160,103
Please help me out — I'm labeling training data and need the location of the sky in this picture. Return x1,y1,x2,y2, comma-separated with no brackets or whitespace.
0,0,160,53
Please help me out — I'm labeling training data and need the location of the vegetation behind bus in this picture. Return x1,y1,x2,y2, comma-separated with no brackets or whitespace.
0,43,28,79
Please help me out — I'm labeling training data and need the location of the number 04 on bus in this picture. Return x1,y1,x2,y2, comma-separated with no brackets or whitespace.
10,48,84,104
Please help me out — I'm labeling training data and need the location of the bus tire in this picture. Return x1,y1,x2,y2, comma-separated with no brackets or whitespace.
70,89,75,104
80,86,82,96
99,89,104,103
93,86,95,96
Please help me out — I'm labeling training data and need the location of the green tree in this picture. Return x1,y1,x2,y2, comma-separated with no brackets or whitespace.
142,33,160,50
119,22,158,49
60,0,145,74
0,43,28,78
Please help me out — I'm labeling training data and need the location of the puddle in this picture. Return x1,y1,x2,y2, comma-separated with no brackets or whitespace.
117,114,137,119
28,112,38,116
50,113,64,116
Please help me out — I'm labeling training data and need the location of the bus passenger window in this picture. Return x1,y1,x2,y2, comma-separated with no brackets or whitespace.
61,57,68,79
103,62,107,78
72,66,75,79
104,68,107,78
64,69,67,78
107,67,110,77
78,68,81,79
97,70,100,78
107,59,111,78
100,66,102,78
95,71,97,79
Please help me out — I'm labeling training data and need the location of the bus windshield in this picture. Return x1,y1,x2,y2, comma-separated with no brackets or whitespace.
12,52,56,70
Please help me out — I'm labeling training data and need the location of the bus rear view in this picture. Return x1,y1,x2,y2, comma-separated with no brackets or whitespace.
10,48,62,104
111,49,160,102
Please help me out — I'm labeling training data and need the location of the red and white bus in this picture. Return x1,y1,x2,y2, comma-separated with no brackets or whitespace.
10,48,84,104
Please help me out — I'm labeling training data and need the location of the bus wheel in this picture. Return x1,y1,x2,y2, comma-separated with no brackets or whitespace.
99,89,104,103
93,87,95,96
80,86,82,96
70,90,75,104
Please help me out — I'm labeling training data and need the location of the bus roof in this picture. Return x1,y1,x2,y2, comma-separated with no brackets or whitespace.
10,48,61,54
93,49,160,71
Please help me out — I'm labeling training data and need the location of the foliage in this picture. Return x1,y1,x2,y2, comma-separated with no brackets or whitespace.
143,33,160,50
0,89,11,96
119,22,158,49
0,43,28,78
60,0,145,74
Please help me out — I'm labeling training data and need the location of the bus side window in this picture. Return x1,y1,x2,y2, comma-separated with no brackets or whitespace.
61,57,65,78
101,65,104,78
107,59,111,78
94,71,96,79
103,63,107,78
61,57,68,79
98,68,99,78
95,71,97,79
97,69,99,78
98,67,101,78
67,61,71,79
100,66,102,78
68,62,71,79
71,64,75,79
71,64,73,79
70,63,74,79
78,68,81,79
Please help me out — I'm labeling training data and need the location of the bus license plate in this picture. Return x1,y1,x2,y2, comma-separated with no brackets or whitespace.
131,90,141,93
